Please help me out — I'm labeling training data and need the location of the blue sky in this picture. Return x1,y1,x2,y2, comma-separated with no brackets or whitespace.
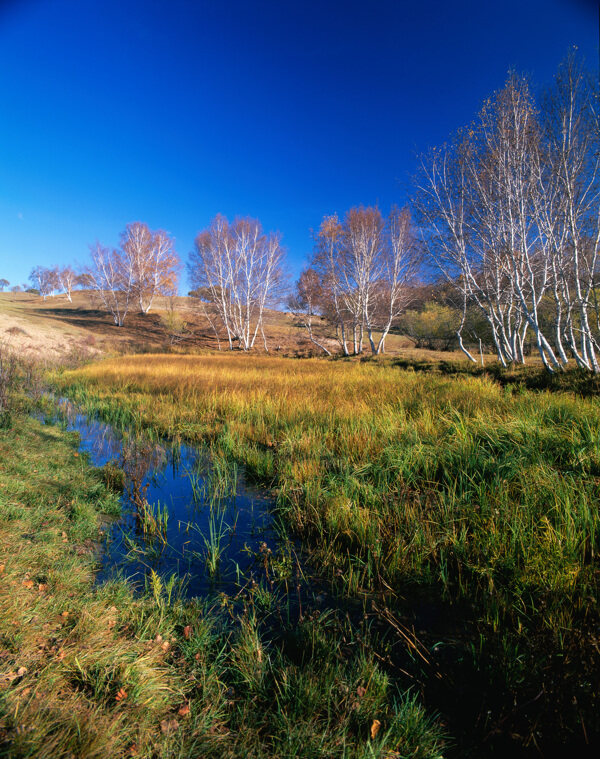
0,0,597,291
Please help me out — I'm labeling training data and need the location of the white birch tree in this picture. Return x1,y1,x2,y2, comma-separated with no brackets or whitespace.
189,215,285,351
539,54,600,372
415,56,600,373
84,243,133,327
308,206,416,355
58,266,77,302
121,222,179,313
287,268,333,355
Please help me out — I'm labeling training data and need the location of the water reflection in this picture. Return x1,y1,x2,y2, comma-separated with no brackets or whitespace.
50,399,279,597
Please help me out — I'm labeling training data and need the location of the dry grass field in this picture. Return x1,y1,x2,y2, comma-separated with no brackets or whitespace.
0,290,453,360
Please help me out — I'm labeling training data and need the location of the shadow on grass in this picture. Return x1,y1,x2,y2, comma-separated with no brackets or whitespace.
385,355,600,397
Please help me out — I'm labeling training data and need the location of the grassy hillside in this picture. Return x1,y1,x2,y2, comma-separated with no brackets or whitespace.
0,290,454,360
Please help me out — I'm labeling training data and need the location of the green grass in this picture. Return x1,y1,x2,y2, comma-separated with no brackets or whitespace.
52,356,600,608
0,413,445,758
50,353,600,752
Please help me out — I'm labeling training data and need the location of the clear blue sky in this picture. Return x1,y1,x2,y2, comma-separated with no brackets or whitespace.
0,0,597,291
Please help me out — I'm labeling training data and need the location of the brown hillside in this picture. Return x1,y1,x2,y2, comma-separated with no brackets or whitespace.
0,290,446,361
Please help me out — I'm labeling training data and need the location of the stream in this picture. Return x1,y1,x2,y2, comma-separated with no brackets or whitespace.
43,399,288,599
36,399,583,756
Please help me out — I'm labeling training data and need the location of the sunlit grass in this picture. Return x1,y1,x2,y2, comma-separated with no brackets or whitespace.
0,414,446,758
51,352,600,750
55,354,600,606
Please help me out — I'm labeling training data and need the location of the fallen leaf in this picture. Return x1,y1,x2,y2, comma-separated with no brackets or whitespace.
23,580,34,590
160,718,179,734
115,687,128,702
155,634,163,644
38,583,48,592
356,685,366,699
73,452,79,458
16,667,27,677
370,719,381,740
0,564,5,575
177,703,190,717
161,641,170,652
61,611,69,618
183,625,192,640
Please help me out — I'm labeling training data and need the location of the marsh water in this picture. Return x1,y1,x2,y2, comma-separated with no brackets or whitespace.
38,400,594,756
45,400,287,598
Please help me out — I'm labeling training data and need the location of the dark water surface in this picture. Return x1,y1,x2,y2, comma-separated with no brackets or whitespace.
45,400,282,598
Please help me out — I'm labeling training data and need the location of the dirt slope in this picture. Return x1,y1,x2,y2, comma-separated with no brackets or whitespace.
0,290,419,360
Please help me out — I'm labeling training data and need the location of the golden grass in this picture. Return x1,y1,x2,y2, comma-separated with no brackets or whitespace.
54,353,600,609
63,353,502,424
50,352,600,752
